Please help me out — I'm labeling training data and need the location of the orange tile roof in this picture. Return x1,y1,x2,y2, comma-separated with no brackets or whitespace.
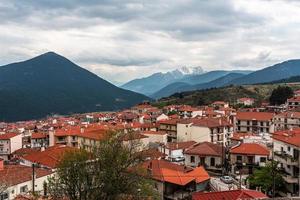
166,141,197,150
230,143,269,156
31,132,48,139
236,112,274,121
141,131,167,135
272,129,300,147
0,164,52,186
21,145,76,169
287,96,300,102
192,189,267,200
231,132,256,141
142,159,210,185
184,142,224,157
0,132,19,140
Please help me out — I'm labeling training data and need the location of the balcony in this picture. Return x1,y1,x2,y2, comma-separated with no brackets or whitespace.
282,173,299,184
274,151,299,165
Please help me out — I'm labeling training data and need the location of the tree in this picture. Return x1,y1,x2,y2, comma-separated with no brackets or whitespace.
248,161,284,196
269,86,293,105
48,132,158,200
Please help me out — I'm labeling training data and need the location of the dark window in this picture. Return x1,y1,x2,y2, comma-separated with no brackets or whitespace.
288,146,291,151
210,157,215,166
191,156,195,163
237,155,242,161
260,157,266,162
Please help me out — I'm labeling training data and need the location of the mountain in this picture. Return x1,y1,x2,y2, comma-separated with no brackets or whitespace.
229,59,300,85
0,52,150,122
151,72,245,99
178,70,252,85
121,66,204,95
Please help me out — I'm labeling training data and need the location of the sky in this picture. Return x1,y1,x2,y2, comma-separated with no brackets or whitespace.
1,0,300,85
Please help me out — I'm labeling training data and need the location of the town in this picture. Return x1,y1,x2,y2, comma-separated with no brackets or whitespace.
1,87,300,200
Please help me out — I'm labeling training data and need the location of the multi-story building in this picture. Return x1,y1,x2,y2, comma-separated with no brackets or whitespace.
235,112,274,134
237,98,255,106
177,118,233,146
273,129,300,196
0,133,22,160
31,132,49,148
158,119,179,142
230,143,269,175
273,111,300,131
287,96,300,110
184,142,224,172
0,159,53,200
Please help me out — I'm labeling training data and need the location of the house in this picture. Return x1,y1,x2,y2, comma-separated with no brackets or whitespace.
31,132,48,148
159,141,197,162
141,131,168,145
141,159,210,199
0,159,53,200
230,143,269,175
177,118,233,145
52,126,108,150
158,119,179,142
273,111,300,131
212,101,229,108
235,112,274,134
294,89,300,97
192,189,267,200
272,129,300,196
237,98,255,106
287,96,300,110
184,142,224,172
20,145,75,170
230,132,256,146
121,132,149,152
0,133,23,160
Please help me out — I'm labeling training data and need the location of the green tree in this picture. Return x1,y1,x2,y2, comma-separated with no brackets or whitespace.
269,86,293,105
48,132,158,200
248,161,285,196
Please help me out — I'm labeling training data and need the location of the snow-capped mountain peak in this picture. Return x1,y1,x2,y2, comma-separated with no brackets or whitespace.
175,66,204,75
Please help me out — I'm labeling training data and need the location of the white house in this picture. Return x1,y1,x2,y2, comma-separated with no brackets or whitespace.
0,133,23,160
0,159,53,200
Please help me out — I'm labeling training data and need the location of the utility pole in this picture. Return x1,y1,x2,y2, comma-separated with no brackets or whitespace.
32,163,36,194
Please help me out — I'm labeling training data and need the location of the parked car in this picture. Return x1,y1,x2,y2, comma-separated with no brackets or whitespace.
220,176,234,184
172,157,185,162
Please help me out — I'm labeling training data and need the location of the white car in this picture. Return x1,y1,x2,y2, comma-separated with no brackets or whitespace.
220,176,234,184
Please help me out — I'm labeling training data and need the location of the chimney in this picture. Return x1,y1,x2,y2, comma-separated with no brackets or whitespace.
41,146,45,152
0,158,4,170
219,118,222,125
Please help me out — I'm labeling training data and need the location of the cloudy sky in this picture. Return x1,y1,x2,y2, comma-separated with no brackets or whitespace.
1,0,300,85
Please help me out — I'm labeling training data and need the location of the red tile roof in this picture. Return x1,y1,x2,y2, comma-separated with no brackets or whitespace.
184,142,224,157
287,96,300,102
31,132,48,139
236,112,274,121
192,189,267,200
0,132,19,140
141,131,167,135
231,132,256,141
166,141,197,150
272,129,300,147
21,145,76,169
142,159,210,185
230,143,269,156
0,164,52,186
179,118,232,128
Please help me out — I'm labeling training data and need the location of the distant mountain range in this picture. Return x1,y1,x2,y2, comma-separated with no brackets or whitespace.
123,59,300,99
121,67,252,96
121,66,204,95
0,52,150,122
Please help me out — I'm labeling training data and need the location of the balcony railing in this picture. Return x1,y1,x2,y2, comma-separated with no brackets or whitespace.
274,151,299,165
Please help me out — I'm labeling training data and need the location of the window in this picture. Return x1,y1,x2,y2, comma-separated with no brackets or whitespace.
20,185,28,193
237,155,242,161
210,157,215,166
247,127,250,131
260,122,264,126
190,156,195,163
247,121,250,125
0,193,8,200
288,146,291,151
260,157,266,162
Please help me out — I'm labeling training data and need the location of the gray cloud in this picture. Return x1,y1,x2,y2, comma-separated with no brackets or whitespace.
0,0,300,83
